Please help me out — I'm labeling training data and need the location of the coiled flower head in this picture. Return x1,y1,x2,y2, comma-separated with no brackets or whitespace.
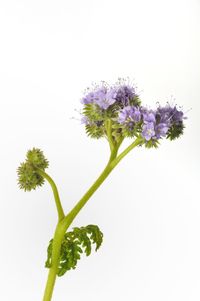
80,79,186,148
26,148,49,169
17,148,49,191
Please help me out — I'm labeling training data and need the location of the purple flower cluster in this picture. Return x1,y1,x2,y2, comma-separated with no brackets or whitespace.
81,80,185,143
156,105,184,125
117,104,184,141
115,85,136,106
81,84,136,110
142,105,184,141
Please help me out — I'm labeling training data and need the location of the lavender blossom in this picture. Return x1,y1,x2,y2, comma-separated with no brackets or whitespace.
81,86,117,110
80,80,185,143
141,108,169,141
154,123,169,139
141,105,185,141
81,116,90,125
95,87,117,110
142,111,156,123
81,91,97,105
81,82,137,110
115,85,136,106
142,122,155,141
156,105,184,126
118,106,141,124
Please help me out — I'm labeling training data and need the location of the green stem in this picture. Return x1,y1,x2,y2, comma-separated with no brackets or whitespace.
62,153,116,229
111,136,143,168
61,136,143,232
105,119,115,151
42,137,143,301
42,223,66,301
36,169,65,221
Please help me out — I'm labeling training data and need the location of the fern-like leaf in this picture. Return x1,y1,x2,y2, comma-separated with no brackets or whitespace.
73,227,92,256
45,224,103,277
86,225,103,251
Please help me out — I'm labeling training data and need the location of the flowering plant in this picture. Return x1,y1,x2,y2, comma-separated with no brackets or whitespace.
17,79,185,301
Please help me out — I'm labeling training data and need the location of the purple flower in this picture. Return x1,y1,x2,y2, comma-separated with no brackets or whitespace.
156,105,184,126
81,82,138,110
81,86,117,110
81,116,90,125
142,122,155,141
95,87,117,110
80,80,186,143
81,91,97,105
132,107,141,122
141,107,170,141
115,85,136,106
142,111,156,123
118,106,141,124
154,123,169,139
171,107,184,123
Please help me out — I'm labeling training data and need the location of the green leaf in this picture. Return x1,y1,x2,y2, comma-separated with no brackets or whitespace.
45,224,103,277
45,239,53,268
73,227,92,256
86,225,103,251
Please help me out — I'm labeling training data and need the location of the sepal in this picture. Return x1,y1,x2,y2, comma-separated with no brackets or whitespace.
144,139,160,148
167,122,184,140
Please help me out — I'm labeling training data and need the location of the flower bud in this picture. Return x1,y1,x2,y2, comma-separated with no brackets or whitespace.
26,148,49,169
17,148,49,191
17,162,45,191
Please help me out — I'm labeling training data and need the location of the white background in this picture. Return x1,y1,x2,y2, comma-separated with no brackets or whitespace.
0,0,200,300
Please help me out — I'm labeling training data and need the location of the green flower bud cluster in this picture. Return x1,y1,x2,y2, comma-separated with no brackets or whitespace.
17,148,49,191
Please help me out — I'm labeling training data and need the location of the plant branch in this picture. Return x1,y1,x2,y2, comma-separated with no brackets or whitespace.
61,152,117,230
36,169,65,221
105,119,115,152
42,223,66,301
61,137,141,231
42,137,142,301
110,136,144,168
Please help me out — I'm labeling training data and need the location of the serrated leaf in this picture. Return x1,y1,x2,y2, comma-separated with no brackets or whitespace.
73,227,92,256
86,225,103,251
45,224,103,277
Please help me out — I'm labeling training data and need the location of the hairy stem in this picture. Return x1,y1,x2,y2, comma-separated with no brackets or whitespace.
42,137,143,301
42,223,66,301
36,169,65,221
111,136,143,167
62,157,115,229
61,137,142,233
105,119,115,151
